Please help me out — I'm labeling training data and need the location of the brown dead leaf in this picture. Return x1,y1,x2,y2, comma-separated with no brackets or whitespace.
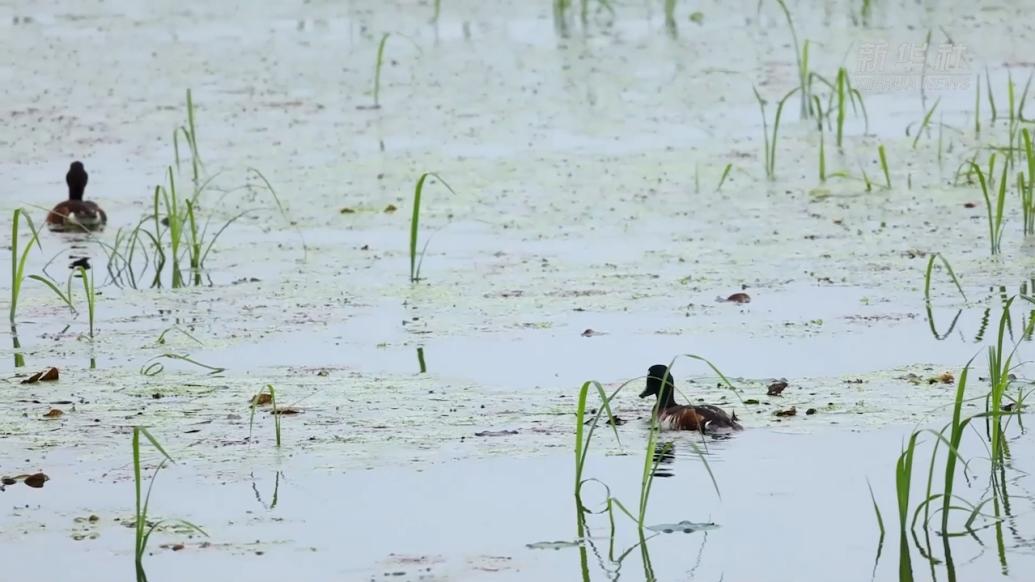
23,473,49,488
250,393,273,406
43,408,64,418
720,292,751,304
384,204,398,213
21,367,59,384
271,408,300,415
339,207,356,214
774,406,797,417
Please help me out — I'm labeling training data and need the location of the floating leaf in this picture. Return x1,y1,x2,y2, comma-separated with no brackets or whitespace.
21,367,59,384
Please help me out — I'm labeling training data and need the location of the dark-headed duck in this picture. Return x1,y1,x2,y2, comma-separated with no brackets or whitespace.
46,162,107,232
639,364,742,432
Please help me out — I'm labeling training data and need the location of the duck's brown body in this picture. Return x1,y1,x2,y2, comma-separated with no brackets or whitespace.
641,365,742,432
46,162,106,232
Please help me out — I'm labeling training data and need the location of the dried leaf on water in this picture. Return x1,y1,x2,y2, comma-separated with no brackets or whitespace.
774,406,797,417
250,393,273,406
23,473,49,488
718,292,751,304
42,408,64,418
21,367,59,384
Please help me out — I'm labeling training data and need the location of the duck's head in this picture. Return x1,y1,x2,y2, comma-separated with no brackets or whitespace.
640,364,674,398
66,161,88,200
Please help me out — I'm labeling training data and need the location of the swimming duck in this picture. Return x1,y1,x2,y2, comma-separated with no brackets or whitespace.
46,162,107,232
639,364,742,432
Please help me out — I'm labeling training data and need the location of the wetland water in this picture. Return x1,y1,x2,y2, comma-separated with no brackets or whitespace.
3,0,1035,580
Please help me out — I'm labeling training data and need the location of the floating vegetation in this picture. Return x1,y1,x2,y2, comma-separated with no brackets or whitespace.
140,354,226,376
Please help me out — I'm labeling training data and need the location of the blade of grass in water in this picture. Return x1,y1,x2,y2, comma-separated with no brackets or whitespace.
879,145,891,188
923,253,967,303
716,163,733,192
9,209,42,324
912,98,941,149
372,33,390,108
409,172,458,282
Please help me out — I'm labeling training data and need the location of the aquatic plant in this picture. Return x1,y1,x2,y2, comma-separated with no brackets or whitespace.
372,33,390,109
970,156,1007,256
132,427,206,582
173,89,202,185
409,172,458,283
878,145,891,189
1020,129,1035,235
923,253,966,304
912,98,940,149
664,0,677,35
248,384,282,447
140,354,225,376
770,0,810,118
9,209,42,324
715,163,733,192
753,87,799,180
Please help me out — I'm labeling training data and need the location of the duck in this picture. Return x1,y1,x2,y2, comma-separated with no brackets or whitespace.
46,162,107,232
639,364,742,432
